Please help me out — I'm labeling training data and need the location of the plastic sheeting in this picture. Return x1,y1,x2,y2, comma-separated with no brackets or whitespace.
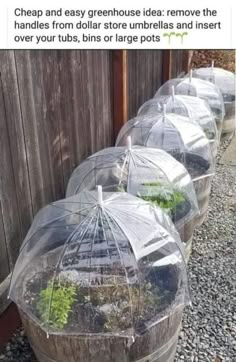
9,189,188,339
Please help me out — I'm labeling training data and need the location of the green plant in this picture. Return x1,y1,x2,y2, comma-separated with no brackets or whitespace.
176,32,188,44
163,32,176,44
36,280,77,329
117,185,126,192
138,182,185,214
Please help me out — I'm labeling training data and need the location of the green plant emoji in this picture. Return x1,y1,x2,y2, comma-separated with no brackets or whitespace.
176,32,188,44
163,32,176,44
36,280,77,329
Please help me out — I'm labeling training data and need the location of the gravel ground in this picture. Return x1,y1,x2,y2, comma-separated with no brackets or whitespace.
0,139,235,362
175,138,236,362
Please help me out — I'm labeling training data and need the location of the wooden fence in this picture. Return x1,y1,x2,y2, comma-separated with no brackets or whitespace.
127,50,185,118
0,50,113,285
0,49,189,314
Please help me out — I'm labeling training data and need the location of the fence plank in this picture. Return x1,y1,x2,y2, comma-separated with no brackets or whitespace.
0,274,11,315
0,203,10,283
113,50,128,139
162,50,172,82
127,50,163,119
0,67,22,268
14,51,65,213
0,51,33,241
56,50,113,186
171,50,189,78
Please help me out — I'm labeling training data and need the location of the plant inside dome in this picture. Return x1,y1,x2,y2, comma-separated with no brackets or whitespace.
117,181,190,223
10,190,187,341
26,266,176,334
36,280,77,329
137,182,190,222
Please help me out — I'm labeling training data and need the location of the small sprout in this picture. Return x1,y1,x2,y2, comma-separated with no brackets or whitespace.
117,185,126,192
176,32,189,44
163,32,176,44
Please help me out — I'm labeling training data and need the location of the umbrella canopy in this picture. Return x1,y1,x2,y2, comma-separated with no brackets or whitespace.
138,93,218,143
9,189,188,338
189,66,235,102
155,76,225,137
116,111,214,180
138,93,218,161
66,144,198,237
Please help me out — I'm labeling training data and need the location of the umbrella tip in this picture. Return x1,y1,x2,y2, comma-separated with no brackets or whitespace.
97,185,103,207
171,85,175,99
127,136,132,151
163,103,167,117
189,69,192,83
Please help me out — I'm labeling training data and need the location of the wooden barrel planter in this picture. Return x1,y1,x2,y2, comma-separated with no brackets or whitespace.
209,140,218,167
175,208,194,262
10,191,188,362
20,305,183,362
16,253,184,362
192,174,213,226
183,237,193,263
170,152,214,227
172,204,195,263
221,99,235,140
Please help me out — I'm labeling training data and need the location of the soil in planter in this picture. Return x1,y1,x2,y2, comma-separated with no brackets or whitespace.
169,150,211,179
23,263,179,336
223,94,235,103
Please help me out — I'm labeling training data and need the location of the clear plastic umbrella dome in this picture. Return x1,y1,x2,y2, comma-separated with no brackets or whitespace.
189,66,236,136
189,66,235,102
9,189,188,338
155,76,225,138
116,111,214,180
138,93,218,161
66,144,199,247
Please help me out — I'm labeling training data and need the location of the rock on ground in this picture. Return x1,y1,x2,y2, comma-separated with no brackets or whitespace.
175,138,236,362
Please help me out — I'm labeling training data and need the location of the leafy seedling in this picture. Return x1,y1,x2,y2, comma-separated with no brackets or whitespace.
36,281,77,329
138,182,186,215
